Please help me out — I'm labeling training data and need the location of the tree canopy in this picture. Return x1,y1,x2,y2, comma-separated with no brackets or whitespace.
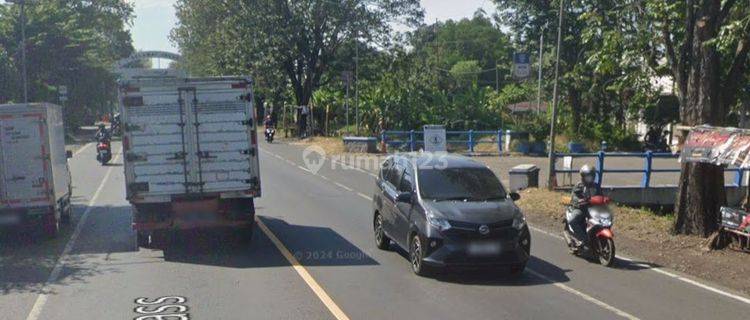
0,1,135,128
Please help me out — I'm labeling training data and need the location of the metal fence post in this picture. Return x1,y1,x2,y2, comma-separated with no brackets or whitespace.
550,152,557,187
734,168,744,187
596,151,605,188
409,130,415,152
468,130,474,153
642,151,653,188
497,130,503,158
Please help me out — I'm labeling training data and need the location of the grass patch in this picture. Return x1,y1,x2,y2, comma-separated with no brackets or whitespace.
516,188,674,238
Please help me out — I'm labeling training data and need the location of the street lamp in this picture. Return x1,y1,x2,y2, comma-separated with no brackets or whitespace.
8,0,35,103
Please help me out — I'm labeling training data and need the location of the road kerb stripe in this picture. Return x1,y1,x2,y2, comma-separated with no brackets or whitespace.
26,150,121,320
256,218,351,320
528,226,750,306
527,269,640,320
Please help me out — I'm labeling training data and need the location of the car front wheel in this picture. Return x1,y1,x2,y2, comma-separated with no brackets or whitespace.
409,234,431,276
374,213,390,250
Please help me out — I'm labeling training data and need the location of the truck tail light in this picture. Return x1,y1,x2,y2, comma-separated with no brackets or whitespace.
231,82,248,89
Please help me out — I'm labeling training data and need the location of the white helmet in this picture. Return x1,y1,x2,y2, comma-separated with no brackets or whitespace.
580,165,595,184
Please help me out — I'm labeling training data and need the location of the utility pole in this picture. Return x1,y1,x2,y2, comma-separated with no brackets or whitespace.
547,0,565,189
9,0,30,103
537,27,545,113
495,59,500,92
355,31,360,136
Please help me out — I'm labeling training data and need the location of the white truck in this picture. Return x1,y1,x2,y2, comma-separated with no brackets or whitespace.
118,74,261,246
0,103,73,239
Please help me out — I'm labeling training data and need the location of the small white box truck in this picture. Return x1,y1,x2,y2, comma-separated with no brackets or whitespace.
0,103,72,238
118,75,261,246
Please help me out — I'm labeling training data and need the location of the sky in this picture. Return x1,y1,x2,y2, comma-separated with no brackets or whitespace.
126,0,497,53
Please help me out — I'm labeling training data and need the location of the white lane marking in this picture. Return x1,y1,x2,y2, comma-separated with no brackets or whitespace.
72,142,92,157
265,147,643,316
333,182,353,192
256,218,351,320
26,151,121,320
529,225,750,306
357,192,373,201
331,158,378,178
265,147,750,306
527,269,640,320
267,147,750,303
298,165,312,173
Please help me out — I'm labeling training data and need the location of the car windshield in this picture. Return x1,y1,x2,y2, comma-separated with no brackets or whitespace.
418,167,506,201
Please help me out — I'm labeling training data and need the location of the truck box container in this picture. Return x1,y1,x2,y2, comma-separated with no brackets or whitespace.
0,103,72,238
119,76,260,245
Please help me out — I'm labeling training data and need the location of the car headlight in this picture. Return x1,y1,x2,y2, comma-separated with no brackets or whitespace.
512,214,527,230
427,215,451,231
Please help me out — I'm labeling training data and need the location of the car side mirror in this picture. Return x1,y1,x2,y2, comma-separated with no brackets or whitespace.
396,192,412,203
66,150,73,159
509,192,521,201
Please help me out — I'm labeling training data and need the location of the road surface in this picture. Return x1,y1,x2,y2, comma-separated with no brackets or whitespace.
0,141,749,319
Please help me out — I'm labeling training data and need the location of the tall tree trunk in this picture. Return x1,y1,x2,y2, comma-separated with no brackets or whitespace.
673,1,727,236
674,163,725,236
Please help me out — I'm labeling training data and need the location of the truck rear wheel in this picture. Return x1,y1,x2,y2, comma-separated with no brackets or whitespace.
137,232,151,248
42,213,59,239
235,220,255,244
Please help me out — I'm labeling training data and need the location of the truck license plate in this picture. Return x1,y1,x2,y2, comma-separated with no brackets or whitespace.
467,241,501,256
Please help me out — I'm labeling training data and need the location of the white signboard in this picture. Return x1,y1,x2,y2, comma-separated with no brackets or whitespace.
423,125,447,153
513,53,531,80
58,86,68,102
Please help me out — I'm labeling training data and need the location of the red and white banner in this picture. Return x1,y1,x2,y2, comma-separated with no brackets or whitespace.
681,126,750,168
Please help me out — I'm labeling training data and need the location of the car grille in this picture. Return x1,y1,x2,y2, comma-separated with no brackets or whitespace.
445,219,517,240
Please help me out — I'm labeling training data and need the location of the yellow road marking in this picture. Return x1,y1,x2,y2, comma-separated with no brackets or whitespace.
256,218,351,320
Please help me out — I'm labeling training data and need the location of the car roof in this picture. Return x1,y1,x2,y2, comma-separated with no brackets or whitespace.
390,153,487,169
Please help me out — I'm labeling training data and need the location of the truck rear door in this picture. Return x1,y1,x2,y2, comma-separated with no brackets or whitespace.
182,79,259,195
0,113,50,206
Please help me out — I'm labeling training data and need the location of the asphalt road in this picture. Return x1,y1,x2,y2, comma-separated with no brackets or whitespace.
0,140,749,319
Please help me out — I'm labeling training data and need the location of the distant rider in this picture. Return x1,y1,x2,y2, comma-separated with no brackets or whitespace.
264,115,274,129
95,124,111,142
569,165,601,249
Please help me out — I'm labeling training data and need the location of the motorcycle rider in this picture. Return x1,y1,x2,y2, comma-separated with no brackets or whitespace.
94,124,112,154
94,124,111,142
569,165,601,249
263,115,274,129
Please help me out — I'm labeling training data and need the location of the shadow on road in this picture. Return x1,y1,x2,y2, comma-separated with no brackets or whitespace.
427,256,572,286
161,216,379,269
0,204,133,295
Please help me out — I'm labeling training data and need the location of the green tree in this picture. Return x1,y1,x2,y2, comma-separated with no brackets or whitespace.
172,0,423,108
0,1,135,127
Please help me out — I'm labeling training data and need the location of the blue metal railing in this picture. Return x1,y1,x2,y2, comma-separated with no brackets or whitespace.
380,130,524,155
552,151,749,188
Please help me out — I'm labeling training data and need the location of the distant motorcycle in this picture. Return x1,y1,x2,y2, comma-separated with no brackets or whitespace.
96,138,112,165
563,195,616,267
265,127,276,143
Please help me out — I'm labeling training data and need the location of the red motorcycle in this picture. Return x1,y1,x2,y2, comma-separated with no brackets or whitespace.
563,195,616,267
96,139,112,165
